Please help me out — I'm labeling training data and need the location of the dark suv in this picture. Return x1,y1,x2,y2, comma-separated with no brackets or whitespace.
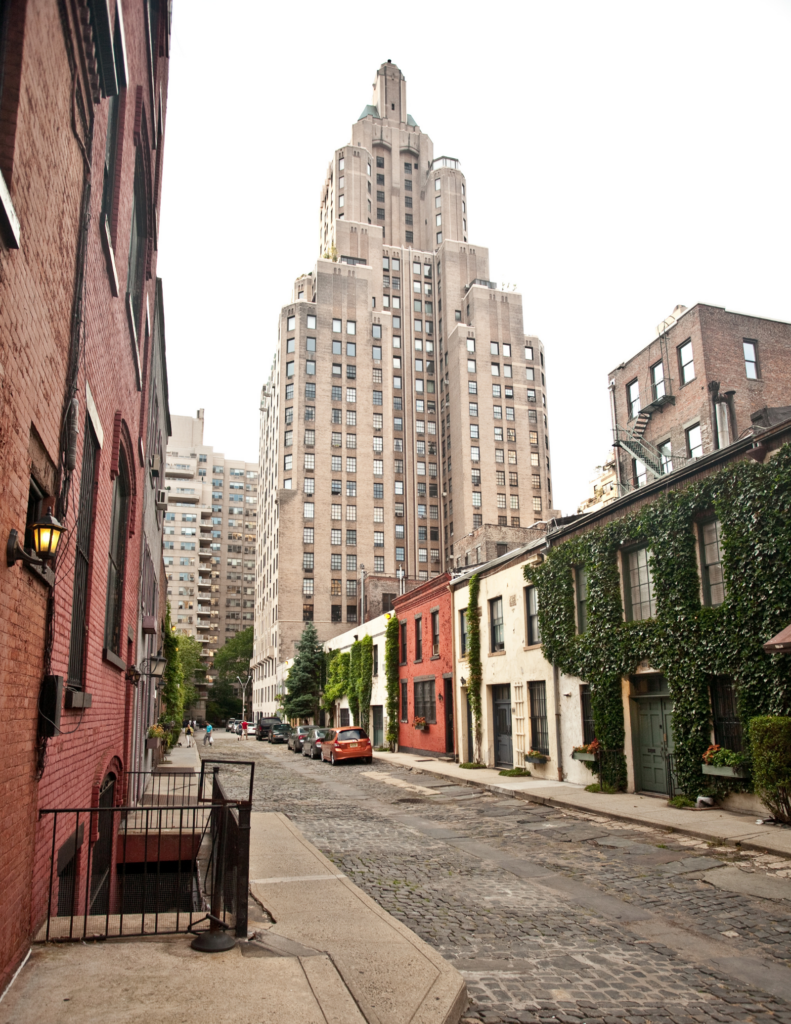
255,717,282,741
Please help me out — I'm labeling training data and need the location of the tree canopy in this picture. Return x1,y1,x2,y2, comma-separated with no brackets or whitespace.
213,626,253,686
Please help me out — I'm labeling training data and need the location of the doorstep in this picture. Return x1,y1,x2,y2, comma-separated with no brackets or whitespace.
374,751,791,860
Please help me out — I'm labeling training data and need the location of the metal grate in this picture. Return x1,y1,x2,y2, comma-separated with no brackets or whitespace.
710,677,743,752
528,681,549,755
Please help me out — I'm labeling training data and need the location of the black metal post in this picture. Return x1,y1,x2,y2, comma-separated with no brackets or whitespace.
191,768,236,952
235,803,250,939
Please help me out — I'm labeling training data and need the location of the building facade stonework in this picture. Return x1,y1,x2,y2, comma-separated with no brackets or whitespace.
253,63,558,690
165,411,258,674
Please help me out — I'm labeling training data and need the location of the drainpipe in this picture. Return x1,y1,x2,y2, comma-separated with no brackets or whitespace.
708,381,721,450
722,391,737,445
608,379,623,496
552,662,563,781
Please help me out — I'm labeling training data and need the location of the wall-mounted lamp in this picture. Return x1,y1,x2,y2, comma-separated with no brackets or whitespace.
7,507,66,568
137,652,167,687
438,691,444,702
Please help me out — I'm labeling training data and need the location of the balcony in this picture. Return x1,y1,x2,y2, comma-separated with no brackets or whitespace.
465,279,496,292
168,488,199,504
165,462,195,478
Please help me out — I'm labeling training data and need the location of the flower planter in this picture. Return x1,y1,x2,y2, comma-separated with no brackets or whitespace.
146,737,162,750
702,763,749,779
414,724,427,732
525,755,549,765
572,751,596,762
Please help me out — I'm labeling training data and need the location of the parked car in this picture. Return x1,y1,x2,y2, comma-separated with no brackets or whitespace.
226,719,238,733
321,727,372,766
288,725,314,752
255,717,282,741
302,727,332,760
268,723,290,744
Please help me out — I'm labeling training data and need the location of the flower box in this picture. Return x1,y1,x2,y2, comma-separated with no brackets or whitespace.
702,763,749,779
572,751,596,762
146,737,161,750
525,754,549,765
415,724,426,731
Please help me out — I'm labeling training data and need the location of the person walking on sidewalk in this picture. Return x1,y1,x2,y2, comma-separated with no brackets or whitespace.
239,719,248,740
203,722,213,746
185,724,193,748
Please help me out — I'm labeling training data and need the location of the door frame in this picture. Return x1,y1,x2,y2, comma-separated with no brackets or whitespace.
492,684,513,768
629,674,674,794
443,675,454,754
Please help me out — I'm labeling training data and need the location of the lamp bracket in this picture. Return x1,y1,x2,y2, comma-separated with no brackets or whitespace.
7,529,46,568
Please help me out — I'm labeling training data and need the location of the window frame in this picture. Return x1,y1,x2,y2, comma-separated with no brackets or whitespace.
489,596,504,652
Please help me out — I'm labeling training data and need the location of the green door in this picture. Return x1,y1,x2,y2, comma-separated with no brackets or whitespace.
636,697,674,793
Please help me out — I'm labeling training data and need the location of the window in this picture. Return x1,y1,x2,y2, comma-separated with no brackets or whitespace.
525,586,541,646
489,597,504,652
491,363,500,376
576,568,588,632
374,531,384,547
510,494,519,510
414,679,436,723
68,422,99,686
743,340,758,379
627,547,655,620
331,504,342,520
467,359,476,373
710,676,743,751
651,361,665,401
430,610,440,655
346,606,357,623
471,446,480,462
303,502,315,519
532,496,542,512
303,478,315,495
346,529,357,546
414,617,423,660
701,518,725,606
104,449,131,658
304,429,315,446
400,622,408,664
126,155,148,338
303,527,314,544
686,423,703,459
331,579,342,596
470,424,479,440
529,681,549,755
396,546,405,562
331,529,342,545
286,361,294,378
303,578,314,596
678,339,695,385
627,379,641,420
494,426,503,442
346,505,357,521
347,365,356,380
401,678,408,720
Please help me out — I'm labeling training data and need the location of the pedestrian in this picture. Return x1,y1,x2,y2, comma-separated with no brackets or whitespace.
185,724,193,748
203,722,213,746
240,719,248,740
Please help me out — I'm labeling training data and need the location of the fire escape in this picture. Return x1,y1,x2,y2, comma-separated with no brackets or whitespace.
612,323,688,490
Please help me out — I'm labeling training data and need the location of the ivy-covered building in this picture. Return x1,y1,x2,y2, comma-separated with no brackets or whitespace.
528,417,791,808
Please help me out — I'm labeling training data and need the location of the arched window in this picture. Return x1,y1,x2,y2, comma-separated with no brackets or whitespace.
126,153,147,340
104,450,130,657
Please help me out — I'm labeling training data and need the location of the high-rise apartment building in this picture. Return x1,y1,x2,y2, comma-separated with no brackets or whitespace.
166,411,258,673
253,62,557,684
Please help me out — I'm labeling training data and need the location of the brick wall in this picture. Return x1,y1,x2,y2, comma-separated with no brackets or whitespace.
0,0,170,991
393,574,454,755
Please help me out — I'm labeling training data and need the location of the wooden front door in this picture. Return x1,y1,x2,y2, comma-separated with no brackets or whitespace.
492,684,513,768
372,706,383,747
636,697,674,793
444,678,454,754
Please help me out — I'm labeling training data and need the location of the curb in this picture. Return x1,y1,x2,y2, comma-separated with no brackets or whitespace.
372,755,791,861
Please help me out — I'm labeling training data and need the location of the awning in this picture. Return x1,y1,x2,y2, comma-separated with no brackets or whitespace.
763,623,791,654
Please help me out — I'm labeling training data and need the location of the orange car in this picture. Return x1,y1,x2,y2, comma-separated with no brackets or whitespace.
321,727,373,766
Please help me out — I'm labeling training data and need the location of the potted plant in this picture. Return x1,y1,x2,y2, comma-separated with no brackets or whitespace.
572,739,599,762
702,744,750,779
146,724,166,750
414,716,427,731
525,749,549,765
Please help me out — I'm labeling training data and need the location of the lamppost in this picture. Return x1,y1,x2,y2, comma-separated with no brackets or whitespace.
359,563,366,624
236,674,251,720
396,567,405,595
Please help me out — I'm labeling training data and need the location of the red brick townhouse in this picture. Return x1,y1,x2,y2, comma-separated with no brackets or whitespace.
0,0,171,990
394,573,455,756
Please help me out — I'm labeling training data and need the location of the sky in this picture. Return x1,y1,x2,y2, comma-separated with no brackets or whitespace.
157,0,791,515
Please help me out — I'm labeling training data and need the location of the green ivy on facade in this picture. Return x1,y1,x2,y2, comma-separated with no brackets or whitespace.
526,447,791,795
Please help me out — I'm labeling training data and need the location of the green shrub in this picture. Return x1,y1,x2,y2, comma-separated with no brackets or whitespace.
668,794,696,808
499,767,532,777
749,716,791,822
459,762,487,769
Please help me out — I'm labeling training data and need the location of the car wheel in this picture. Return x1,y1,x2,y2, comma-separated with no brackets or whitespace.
364,756,372,765
331,751,336,766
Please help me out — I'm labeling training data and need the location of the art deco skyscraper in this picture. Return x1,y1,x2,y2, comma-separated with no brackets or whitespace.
253,62,557,685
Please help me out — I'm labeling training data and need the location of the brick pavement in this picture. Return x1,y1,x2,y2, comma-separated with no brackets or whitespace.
204,735,791,1024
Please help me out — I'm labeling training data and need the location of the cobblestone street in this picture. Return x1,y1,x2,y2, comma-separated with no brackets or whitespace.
206,734,791,1024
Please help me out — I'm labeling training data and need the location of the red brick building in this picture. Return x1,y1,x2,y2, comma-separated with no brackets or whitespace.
609,303,791,493
0,0,170,989
394,573,455,756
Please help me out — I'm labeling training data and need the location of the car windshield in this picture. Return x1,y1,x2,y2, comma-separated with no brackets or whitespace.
312,729,331,738
338,729,367,740
272,725,289,732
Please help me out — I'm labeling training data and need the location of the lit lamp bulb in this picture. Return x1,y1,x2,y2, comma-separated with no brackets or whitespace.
31,508,66,559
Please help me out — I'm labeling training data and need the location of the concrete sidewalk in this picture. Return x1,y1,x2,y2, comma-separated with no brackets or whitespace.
1,807,466,1024
374,750,791,860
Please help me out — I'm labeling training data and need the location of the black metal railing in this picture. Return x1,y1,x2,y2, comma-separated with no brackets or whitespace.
36,761,253,944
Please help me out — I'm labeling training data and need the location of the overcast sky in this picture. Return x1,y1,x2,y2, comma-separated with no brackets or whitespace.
157,0,791,515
